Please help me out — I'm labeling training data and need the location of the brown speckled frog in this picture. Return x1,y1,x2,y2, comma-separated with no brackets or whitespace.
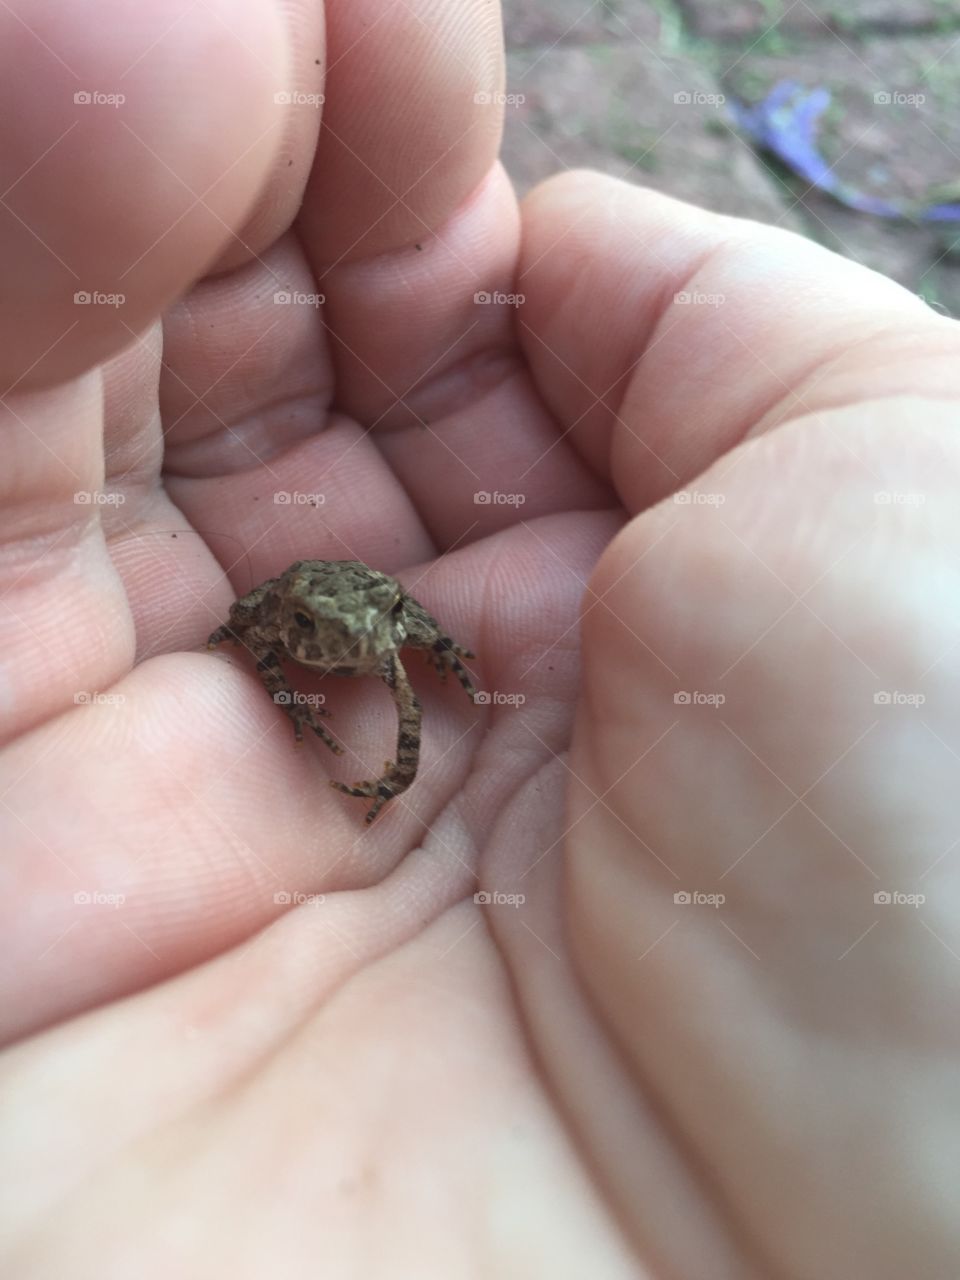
207,560,477,822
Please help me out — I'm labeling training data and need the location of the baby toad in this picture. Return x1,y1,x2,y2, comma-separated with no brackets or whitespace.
207,560,477,822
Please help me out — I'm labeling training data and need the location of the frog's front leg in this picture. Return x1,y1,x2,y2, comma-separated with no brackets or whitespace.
253,647,343,756
210,614,342,756
330,653,421,823
402,595,477,699
422,636,477,698
207,580,276,648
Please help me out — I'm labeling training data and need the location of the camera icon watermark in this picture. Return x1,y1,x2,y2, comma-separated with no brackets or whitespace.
274,890,326,906
74,490,126,505
473,490,526,506
874,890,925,907
474,290,525,307
873,90,924,107
273,491,325,506
273,690,325,707
873,690,925,707
674,690,725,707
473,91,525,107
473,690,525,707
274,90,325,107
273,290,325,307
673,489,725,505
673,290,725,307
674,890,725,907
74,290,125,308
74,89,125,108
873,490,925,506
474,889,526,907
73,889,126,908
673,90,725,107
74,690,125,706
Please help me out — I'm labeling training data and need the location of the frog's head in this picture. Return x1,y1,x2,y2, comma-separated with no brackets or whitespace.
280,564,406,672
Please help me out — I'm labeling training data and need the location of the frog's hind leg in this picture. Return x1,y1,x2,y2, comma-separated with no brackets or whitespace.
330,653,422,823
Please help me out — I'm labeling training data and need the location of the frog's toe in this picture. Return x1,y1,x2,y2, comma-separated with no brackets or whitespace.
330,778,377,798
330,776,397,823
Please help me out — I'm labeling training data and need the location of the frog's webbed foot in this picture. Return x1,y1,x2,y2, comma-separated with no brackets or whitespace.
330,763,404,824
285,700,342,756
241,648,342,756
207,624,240,649
426,638,476,699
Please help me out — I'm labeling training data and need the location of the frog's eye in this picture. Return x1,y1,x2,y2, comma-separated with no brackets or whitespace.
293,611,315,631
391,596,404,616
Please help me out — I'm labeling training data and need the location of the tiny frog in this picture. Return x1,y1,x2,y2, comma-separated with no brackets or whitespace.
207,560,477,822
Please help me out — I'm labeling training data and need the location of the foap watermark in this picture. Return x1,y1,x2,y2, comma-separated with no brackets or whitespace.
75,290,125,307
674,489,725,506
474,890,525,908
674,890,725,907
273,690,325,707
274,491,325,506
474,290,525,307
874,890,925,907
74,889,126,908
74,89,125,108
474,91,525,107
274,90,325,107
674,90,726,106
74,490,125,506
74,690,125,706
674,690,725,707
874,90,925,107
873,691,925,707
474,490,526,506
274,289,325,307
473,690,525,707
674,290,725,307
274,890,326,906
874,490,926,507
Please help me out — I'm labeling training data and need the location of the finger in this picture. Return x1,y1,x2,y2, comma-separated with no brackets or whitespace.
0,0,296,388
156,235,437,604
300,0,504,267
210,1,326,274
296,2,608,544
324,163,613,547
0,0,330,716
98,322,241,658
0,377,139,745
91,232,436,653
0,0,418,684
517,171,959,513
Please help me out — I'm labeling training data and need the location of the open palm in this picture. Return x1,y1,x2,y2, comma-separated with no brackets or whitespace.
4,2,960,1277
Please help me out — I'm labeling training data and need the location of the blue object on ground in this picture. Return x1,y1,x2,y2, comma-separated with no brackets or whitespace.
730,80,960,223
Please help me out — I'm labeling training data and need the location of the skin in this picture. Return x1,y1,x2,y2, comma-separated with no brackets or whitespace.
2,1,960,1277
207,559,476,820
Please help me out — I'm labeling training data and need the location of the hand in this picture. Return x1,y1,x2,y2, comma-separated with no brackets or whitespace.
3,2,959,1276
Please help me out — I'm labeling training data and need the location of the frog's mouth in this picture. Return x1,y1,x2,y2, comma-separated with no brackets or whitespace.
290,625,385,672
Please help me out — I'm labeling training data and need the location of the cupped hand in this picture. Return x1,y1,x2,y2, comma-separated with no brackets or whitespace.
3,2,960,1277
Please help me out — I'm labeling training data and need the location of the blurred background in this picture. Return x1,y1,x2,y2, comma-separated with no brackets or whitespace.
500,0,960,315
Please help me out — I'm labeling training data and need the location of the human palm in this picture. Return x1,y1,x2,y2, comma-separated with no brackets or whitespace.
4,2,960,1277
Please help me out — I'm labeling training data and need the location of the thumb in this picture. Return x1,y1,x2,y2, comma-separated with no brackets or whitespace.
522,173,960,1278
